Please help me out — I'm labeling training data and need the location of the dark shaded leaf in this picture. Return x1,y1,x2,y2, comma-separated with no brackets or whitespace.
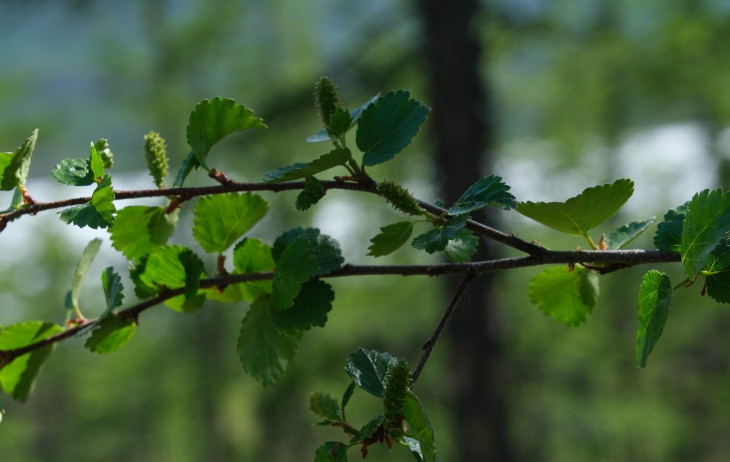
448,175,517,214
636,270,672,368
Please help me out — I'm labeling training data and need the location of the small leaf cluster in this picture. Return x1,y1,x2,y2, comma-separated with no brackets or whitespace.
312,349,437,462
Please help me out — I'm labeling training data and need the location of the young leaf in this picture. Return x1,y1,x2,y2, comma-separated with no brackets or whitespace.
59,175,116,229
442,228,479,262
262,148,350,183
101,266,124,314
232,238,275,302
636,270,672,368
94,139,114,168
703,236,730,303
344,348,398,398
411,214,469,254
0,129,37,191
0,321,63,402
681,189,730,278
654,203,688,252
327,106,353,136
272,227,344,276
110,206,178,261
314,442,349,462
272,280,334,333
350,413,385,444
356,90,430,166
296,176,325,211
89,142,105,181
68,239,102,313
368,221,414,257
51,158,94,186
84,315,136,354
271,238,319,310
307,93,381,143
402,391,438,462
187,97,266,168
448,175,517,215
137,245,206,313
237,295,302,387
603,218,654,250
527,266,599,327
193,192,268,253
516,179,634,235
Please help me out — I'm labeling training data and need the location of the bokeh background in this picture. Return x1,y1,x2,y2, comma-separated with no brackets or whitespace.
2,1,730,461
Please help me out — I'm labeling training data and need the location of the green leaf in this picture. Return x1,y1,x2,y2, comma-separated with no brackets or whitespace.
262,148,351,183
69,239,102,313
193,192,268,253
272,280,334,333
84,315,136,354
173,151,198,188
356,91,430,166
344,348,398,398
411,215,469,254
448,175,517,215
231,238,275,302
681,189,730,278
101,266,124,314
350,413,385,444
442,229,479,262
89,142,105,181
273,227,344,276
603,218,654,250
187,97,266,168
516,179,634,235
59,175,116,229
296,176,326,211
307,93,380,143
110,206,178,261
703,236,730,303
527,266,599,327
327,106,354,136
94,139,114,168
0,129,37,190
314,442,349,462
654,203,688,252
0,187,22,213
309,392,341,421
137,245,206,313
636,270,672,368
237,295,302,387
368,221,414,257
402,391,438,462
271,238,319,310
51,158,94,186
0,321,63,402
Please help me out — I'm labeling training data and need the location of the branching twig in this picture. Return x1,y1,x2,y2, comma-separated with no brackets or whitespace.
411,272,478,385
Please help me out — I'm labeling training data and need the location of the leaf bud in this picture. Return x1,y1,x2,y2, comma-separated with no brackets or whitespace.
143,131,169,189
378,180,424,216
314,77,340,126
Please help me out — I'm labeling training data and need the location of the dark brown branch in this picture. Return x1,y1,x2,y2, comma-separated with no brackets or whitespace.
411,272,477,384
0,248,681,363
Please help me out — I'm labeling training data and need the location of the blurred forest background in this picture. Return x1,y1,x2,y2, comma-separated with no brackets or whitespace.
2,0,730,461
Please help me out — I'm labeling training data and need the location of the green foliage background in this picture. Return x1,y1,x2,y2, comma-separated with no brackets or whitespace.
2,1,730,461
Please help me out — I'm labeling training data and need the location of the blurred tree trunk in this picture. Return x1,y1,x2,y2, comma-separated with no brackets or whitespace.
418,1,514,461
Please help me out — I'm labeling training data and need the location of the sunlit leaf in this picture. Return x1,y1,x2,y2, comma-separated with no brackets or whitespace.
193,192,268,253
0,321,63,402
527,266,599,327
517,179,634,235
0,129,37,190
110,206,178,261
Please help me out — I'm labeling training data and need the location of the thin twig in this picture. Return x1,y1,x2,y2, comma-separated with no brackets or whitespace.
411,273,478,385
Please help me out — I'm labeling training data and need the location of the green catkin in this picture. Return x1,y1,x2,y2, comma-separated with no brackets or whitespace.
308,392,341,421
314,77,340,126
377,180,424,216
143,131,169,188
383,359,411,430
